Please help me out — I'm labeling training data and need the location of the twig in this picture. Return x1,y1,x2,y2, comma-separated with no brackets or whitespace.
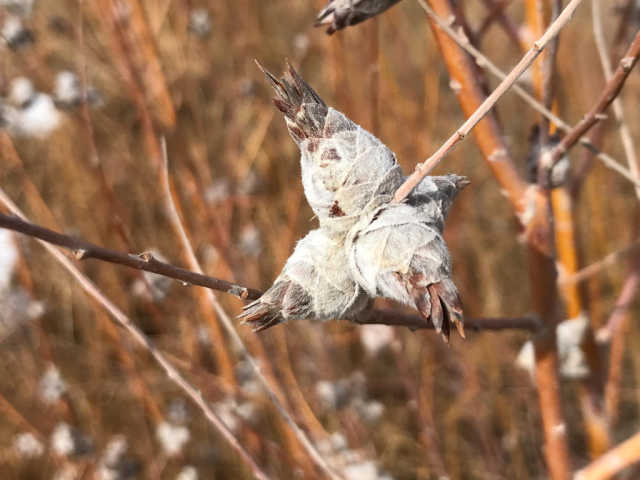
592,0,640,199
560,239,640,286
575,429,640,480
0,210,541,333
354,309,541,331
476,0,523,48
0,189,270,480
394,0,585,202
545,29,640,170
602,268,640,424
414,0,640,188
0,213,261,301
158,140,343,480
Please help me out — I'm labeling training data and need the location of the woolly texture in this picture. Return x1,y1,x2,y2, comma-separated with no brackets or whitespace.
346,175,467,340
259,62,403,235
301,108,403,235
315,0,403,34
239,229,370,331
247,63,467,341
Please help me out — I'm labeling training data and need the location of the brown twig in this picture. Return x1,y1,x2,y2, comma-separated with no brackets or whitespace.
575,429,640,480
0,206,541,334
545,29,640,170
476,0,523,48
394,0,585,202
560,239,640,286
602,267,640,423
592,0,640,199
0,213,262,301
354,309,541,331
0,189,271,480
415,1,640,189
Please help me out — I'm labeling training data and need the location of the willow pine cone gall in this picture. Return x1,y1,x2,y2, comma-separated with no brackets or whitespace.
245,62,467,341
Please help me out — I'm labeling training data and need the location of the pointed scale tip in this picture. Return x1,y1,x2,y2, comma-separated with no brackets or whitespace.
455,319,466,339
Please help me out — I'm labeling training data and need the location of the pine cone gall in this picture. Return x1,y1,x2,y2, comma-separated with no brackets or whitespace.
248,62,467,342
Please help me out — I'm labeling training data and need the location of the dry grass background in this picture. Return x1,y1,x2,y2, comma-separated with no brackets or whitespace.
1,0,639,479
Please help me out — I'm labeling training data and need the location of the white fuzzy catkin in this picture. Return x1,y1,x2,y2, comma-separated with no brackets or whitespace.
240,228,369,331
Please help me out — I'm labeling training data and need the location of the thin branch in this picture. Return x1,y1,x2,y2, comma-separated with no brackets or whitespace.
545,29,640,169
354,309,541,331
476,0,523,48
0,213,262,301
415,0,640,188
560,239,640,286
157,140,343,480
0,190,271,480
575,429,640,480
0,210,541,333
592,0,640,199
602,267,640,424
394,0,585,202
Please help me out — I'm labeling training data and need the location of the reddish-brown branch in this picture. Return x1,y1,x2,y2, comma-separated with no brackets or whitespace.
394,0,585,204
546,29,640,169
602,267,640,423
0,212,537,333
476,0,523,48
0,213,262,301
528,246,573,480
354,309,540,331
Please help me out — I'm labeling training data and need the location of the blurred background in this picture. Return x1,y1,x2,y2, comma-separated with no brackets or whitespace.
1,0,639,478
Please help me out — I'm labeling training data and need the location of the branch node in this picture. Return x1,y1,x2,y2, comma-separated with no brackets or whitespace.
139,251,154,262
621,56,634,71
74,249,88,259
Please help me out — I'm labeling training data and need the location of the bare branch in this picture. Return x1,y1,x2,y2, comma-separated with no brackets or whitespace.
592,0,640,199
0,208,540,333
560,239,640,286
545,30,640,171
415,0,640,189
354,309,541,331
393,0,585,202
0,189,271,480
575,429,640,480
0,213,262,301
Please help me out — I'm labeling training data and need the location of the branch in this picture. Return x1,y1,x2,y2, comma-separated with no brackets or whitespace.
0,213,262,301
559,238,640,286
592,0,640,199
575,429,640,480
0,211,539,333
393,0,585,202
354,309,541,331
545,29,640,170
415,0,640,189
0,193,270,480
